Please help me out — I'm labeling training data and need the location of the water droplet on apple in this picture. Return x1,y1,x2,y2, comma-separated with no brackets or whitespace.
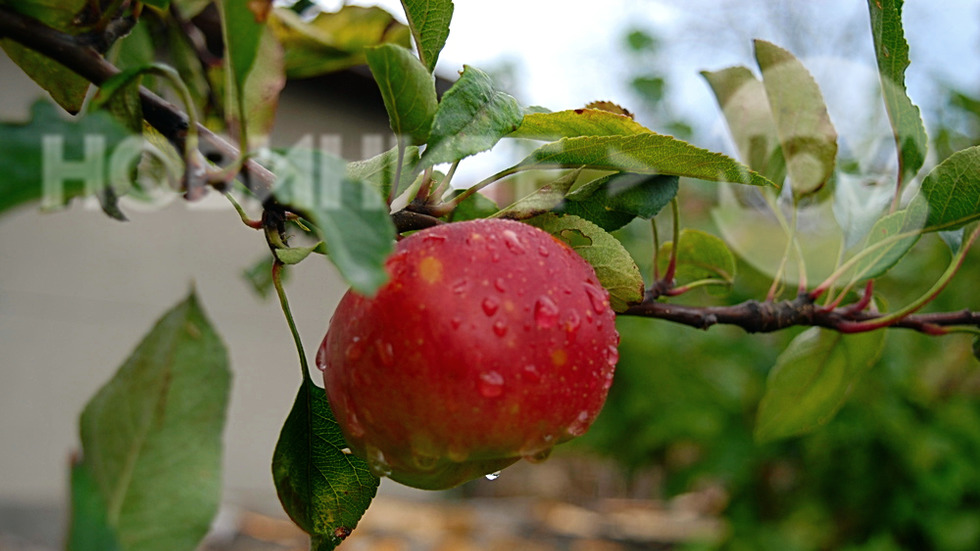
344,336,364,362
523,364,542,383
485,471,502,481
584,282,609,314
452,278,469,295
602,371,615,390
538,245,550,257
493,320,508,337
566,410,591,437
346,410,365,437
422,232,447,243
478,370,505,398
315,341,329,371
365,445,392,477
523,447,553,464
606,344,620,366
494,277,507,293
482,296,500,316
451,316,462,329
411,452,440,471
534,296,560,328
502,229,525,254
376,340,395,366
565,310,581,333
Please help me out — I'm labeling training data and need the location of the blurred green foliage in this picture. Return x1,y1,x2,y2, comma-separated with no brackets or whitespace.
578,27,980,548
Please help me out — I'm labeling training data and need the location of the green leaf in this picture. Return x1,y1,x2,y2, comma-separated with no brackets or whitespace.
366,44,438,145
0,101,137,217
67,460,122,551
849,201,925,281
225,24,286,148
867,0,927,185
399,0,454,73
519,134,773,187
560,173,679,232
346,145,420,200
0,0,90,113
242,256,280,299
755,40,837,199
271,147,395,295
701,66,787,185
509,108,652,141
494,168,582,220
447,190,498,221
271,6,411,79
755,327,885,443
272,378,380,549
78,292,231,551
421,65,524,167
218,0,268,90
658,229,737,291
275,242,325,265
526,213,644,312
918,145,980,232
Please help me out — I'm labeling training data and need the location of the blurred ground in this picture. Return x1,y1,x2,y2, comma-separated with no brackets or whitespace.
0,456,726,551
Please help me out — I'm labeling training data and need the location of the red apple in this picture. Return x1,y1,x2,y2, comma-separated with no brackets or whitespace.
317,218,620,490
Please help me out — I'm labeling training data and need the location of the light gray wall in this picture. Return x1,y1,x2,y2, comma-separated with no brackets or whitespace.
0,51,393,509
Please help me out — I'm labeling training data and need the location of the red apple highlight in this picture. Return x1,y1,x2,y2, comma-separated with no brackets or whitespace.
317,218,620,490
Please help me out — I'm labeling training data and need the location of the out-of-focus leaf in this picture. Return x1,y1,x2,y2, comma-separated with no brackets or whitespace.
701,66,787,185
399,0,454,72
527,213,644,312
0,0,90,113
509,108,651,141
755,40,837,199
346,145,420,202
421,65,523,167
79,292,231,551
712,186,843,287
273,378,380,551
0,101,137,217
973,336,980,363
867,0,927,185
755,327,885,442
849,200,925,282
657,229,737,291
494,168,581,220
243,256,280,299
918,145,980,232
271,147,394,295
67,460,122,551
219,0,270,90
560,172,678,232
366,44,438,145
519,134,773,187
270,6,411,79
226,24,286,148
275,242,325,265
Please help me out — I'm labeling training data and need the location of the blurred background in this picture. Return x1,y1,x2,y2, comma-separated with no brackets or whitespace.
2,0,980,549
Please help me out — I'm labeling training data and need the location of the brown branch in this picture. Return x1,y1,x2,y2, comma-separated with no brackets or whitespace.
623,294,980,336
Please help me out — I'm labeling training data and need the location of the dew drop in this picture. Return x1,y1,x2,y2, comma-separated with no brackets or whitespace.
344,336,365,362
502,229,526,254
566,410,592,437
602,371,615,391
565,310,581,334
346,410,365,437
375,340,395,366
452,278,469,295
485,471,502,481
493,320,508,337
411,453,440,471
482,296,500,316
451,316,463,330
538,245,551,257
315,342,329,371
523,447,554,464
534,296,560,328
422,232,447,243
365,445,392,477
523,364,542,383
607,344,620,366
478,370,505,398
494,277,507,293
584,282,610,314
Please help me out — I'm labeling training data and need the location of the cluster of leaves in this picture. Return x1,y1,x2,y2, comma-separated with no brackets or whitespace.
0,0,979,549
